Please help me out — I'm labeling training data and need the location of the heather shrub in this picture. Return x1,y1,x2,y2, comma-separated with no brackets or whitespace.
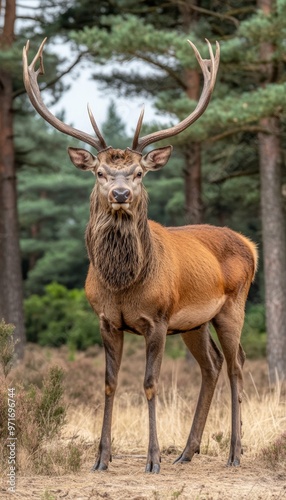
261,432,286,469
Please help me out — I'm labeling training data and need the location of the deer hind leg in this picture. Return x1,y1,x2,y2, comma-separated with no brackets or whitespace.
143,320,167,474
92,316,124,471
174,324,224,465
212,299,246,467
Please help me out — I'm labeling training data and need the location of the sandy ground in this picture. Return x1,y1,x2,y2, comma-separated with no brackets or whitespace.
1,454,285,500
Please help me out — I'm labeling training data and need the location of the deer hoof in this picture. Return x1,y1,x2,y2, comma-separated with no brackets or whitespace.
173,453,191,465
91,461,108,471
145,462,160,474
226,457,240,467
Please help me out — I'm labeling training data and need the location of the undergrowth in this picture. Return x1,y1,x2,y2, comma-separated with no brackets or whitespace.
261,432,286,469
0,319,87,476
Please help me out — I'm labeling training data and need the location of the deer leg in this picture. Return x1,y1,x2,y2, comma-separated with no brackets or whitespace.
174,324,223,465
143,322,166,474
92,317,124,471
212,301,246,467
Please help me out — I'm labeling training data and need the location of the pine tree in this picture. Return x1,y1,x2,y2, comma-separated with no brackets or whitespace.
0,1,25,358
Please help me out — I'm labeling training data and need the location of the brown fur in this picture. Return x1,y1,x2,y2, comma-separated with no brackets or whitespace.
97,148,141,169
86,186,154,290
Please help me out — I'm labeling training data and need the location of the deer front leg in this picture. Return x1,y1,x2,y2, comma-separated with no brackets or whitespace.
143,321,166,474
92,316,124,472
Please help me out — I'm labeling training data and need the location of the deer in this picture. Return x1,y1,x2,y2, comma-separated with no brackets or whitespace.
23,38,258,474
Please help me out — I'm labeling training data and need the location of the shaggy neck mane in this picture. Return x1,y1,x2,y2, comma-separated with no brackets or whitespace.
86,187,154,291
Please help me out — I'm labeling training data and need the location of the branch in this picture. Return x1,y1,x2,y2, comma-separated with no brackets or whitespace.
188,3,240,28
134,52,187,91
13,50,88,99
16,3,40,9
206,125,273,143
16,14,43,22
210,169,259,184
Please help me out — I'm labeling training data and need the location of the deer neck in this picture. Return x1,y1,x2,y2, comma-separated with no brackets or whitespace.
86,187,154,291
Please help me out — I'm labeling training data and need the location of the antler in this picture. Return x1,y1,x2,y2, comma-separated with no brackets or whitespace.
22,38,107,151
132,39,220,152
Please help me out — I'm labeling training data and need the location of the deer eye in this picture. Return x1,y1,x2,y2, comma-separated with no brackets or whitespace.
97,171,103,178
136,171,143,178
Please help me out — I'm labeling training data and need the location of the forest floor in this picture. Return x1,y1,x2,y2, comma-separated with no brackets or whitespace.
0,456,286,500
1,339,285,500
2,454,286,500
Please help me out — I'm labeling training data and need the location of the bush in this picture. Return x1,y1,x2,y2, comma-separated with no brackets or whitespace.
261,432,286,469
0,364,78,475
0,328,85,476
0,319,15,377
24,282,101,349
241,303,266,358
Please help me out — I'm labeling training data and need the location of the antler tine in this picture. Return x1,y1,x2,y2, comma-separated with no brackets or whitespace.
131,106,145,150
134,40,220,153
29,37,47,74
87,104,107,149
23,38,107,152
204,39,220,90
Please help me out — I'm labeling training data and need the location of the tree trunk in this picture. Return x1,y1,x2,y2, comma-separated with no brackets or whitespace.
257,0,286,381
182,63,203,225
258,117,286,382
0,1,25,358
183,143,203,224
179,3,203,225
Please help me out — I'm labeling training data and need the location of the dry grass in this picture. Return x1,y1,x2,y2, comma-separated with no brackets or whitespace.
64,361,286,463
3,338,286,475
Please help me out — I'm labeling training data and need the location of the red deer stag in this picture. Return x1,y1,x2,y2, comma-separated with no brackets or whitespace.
23,38,257,474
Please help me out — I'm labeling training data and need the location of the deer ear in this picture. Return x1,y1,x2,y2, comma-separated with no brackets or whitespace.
68,147,99,171
141,146,173,171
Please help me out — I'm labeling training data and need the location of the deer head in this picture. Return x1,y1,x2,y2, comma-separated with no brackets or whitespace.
23,39,220,215
67,146,172,214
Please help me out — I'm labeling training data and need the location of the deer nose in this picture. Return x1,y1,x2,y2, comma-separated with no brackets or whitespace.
112,188,131,203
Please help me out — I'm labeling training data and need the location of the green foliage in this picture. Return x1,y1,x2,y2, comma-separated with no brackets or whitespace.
143,150,186,225
58,0,181,32
24,283,101,349
0,320,16,378
165,336,186,360
242,304,266,359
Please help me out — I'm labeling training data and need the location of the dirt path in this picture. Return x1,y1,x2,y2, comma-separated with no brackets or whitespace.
1,455,285,500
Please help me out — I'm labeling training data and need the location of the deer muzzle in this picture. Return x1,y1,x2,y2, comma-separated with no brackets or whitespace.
110,187,132,211
112,188,131,203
